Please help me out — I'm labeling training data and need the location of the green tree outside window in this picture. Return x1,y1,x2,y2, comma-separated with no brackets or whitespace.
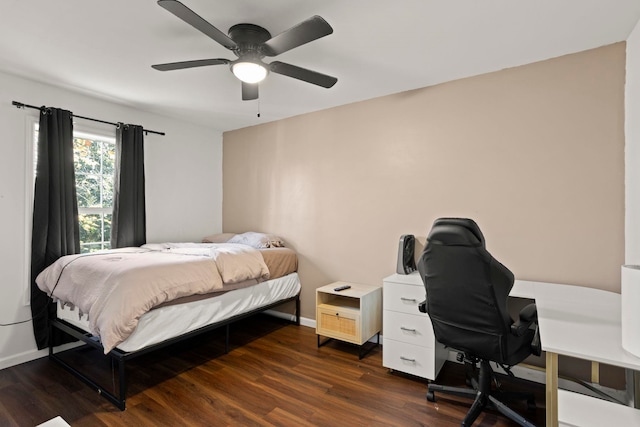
33,126,115,253
74,137,115,253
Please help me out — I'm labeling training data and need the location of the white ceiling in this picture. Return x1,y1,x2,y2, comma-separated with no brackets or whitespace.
1,0,639,132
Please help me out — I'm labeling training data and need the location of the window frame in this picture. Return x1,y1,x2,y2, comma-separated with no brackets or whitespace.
73,129,116,253
23,114,38,306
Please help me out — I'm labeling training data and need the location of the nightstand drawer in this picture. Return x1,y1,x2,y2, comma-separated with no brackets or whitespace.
383,338,440,379
383,282,426,314
317,305,360,344
383,310,435,346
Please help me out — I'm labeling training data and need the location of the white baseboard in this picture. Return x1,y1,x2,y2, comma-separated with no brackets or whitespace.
445,350,627,403
445,350,546,384
1,312,312,372
0,341,82,371
263,309,315,328
0,348,49,371
11,314,624,407
275,319,627,403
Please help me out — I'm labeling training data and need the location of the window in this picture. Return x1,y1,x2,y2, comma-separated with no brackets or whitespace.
33,125,116,253
73,132,116,252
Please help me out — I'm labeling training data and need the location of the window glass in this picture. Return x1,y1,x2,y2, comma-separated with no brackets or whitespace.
74,134,115,253
34,125,116,253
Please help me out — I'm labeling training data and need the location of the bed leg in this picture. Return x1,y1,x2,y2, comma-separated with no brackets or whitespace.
48,322,54,359
225,324,230,353
118,357,127,409
295,295,301,325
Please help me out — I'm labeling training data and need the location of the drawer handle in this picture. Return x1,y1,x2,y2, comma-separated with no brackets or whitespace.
400,356,416,363
400,297,417,303
400,326,417,333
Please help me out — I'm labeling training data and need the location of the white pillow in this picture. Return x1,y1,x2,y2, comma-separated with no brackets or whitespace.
227,232,285,248
201,232,236,243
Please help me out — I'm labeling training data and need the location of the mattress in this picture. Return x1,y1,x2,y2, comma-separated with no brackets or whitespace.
56,272,300,353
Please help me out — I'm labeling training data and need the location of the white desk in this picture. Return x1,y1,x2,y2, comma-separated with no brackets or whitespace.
512,280,640,427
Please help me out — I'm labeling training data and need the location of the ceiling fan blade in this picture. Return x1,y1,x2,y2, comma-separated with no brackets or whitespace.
157,0,237,50
152,58,229,71
269,61,337,88
242,82,259,100
262,16,333,56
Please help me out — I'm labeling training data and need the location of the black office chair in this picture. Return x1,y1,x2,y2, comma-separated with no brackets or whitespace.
417,218,541,427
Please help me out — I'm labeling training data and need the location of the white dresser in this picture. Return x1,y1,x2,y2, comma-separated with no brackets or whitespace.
382,272,447,380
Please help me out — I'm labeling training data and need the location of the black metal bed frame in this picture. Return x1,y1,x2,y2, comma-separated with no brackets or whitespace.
48,293,300,411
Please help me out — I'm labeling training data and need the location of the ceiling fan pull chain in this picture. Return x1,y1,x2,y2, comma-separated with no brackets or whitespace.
257,99,261,118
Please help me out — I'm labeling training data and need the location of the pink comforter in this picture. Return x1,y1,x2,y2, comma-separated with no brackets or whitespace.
36,244,270,353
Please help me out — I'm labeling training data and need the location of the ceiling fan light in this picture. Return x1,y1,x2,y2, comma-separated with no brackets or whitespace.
232,61,268,83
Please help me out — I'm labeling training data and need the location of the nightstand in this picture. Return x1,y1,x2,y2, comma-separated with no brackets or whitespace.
316,281,382,359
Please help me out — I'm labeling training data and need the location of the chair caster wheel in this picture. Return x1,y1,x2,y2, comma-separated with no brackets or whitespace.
426,390,436,402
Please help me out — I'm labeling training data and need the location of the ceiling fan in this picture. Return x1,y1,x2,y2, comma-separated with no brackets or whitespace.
152,0,338,101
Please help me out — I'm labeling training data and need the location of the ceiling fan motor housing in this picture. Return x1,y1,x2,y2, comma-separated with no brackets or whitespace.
228,24,272,59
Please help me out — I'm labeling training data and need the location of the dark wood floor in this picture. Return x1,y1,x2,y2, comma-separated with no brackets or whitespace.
0,315,545,426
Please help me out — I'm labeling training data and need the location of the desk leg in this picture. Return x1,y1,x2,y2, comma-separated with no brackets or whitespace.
625,369,640,408
591,361,600,384
546,352,559,427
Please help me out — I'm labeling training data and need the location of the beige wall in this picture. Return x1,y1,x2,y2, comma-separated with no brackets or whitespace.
223,43,626,320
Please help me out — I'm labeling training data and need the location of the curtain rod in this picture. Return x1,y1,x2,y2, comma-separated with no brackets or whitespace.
12,101,165,136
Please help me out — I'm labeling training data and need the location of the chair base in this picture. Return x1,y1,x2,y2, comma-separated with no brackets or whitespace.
427,360,537,427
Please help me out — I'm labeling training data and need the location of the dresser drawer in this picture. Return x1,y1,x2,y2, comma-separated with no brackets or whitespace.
383,282,426,314
383,338,442,380
383,310,435,347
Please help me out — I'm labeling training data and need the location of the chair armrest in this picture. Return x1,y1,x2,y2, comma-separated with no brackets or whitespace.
510,303,537,336
418,300,427,313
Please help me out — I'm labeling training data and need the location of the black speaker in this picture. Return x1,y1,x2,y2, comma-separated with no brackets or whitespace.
396,234,416,274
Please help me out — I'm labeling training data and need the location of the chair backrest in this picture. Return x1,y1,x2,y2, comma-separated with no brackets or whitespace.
417,218,515,362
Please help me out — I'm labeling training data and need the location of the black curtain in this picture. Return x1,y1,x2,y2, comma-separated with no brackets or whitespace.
30,107,80,349
111,124,146,248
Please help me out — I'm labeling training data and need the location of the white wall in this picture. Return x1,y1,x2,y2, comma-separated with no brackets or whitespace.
627,24,640,264
0,70,223,369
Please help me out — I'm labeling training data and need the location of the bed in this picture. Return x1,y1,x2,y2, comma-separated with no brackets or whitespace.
36,234,300,410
